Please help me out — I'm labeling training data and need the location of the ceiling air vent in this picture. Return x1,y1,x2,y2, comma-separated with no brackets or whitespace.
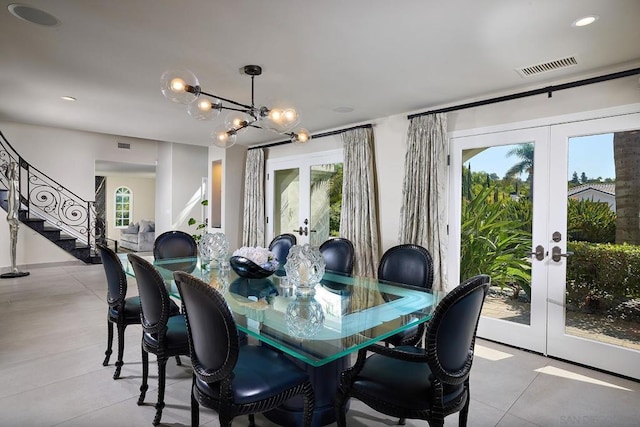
117,142,131,149
516,56,578,77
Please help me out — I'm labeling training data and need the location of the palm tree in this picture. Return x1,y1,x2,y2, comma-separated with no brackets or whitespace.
504,143,534,199
613,130,640,244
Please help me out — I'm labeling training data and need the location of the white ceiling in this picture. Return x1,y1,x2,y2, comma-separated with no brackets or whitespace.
1,0,639,148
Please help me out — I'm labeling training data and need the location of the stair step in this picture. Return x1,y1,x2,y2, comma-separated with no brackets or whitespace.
56,234,77,251
23,217,46,231
41,226,61,239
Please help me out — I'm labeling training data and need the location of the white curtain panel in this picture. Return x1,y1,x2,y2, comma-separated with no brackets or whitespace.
340,127,380,277
242,148,265,247
398,113,448,291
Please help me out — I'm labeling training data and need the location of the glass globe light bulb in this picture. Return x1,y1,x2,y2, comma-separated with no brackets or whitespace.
224,111,252,134
187,97,221,121
170,78,186,92
283,109,298,123
211,127,237,149
160,68,200,104
268,108,284,124
293,128,311,144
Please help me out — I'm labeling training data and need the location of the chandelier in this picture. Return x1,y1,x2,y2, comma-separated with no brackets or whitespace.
160,65,311,148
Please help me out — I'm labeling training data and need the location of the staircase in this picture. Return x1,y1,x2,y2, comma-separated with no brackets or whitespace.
0,188,101,264
1,130,102,265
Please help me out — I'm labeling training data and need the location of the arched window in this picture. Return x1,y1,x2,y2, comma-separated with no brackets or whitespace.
114,187,133,228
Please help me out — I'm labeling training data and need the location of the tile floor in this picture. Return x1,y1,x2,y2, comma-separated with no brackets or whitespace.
0,262,638,427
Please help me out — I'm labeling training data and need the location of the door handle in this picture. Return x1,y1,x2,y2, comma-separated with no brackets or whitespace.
530,245,545,261
292,226,308,236
551,246,573,262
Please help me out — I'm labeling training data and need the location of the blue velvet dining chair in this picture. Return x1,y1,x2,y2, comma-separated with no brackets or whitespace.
173,270,315,427
128,254,191,426
377,244,434,347
319,237,355,276
153,230,198,273
97,243,179,380
335,274,491,427
268,233,297,271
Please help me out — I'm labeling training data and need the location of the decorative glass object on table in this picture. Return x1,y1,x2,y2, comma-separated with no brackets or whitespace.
198,232,229,271
229,246,279,279
285,292,325,339
284,244,325,295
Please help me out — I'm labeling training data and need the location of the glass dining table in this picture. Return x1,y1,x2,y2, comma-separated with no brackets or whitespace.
119,254,442,426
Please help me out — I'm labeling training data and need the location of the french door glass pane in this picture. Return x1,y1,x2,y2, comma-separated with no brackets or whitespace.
309,163,342,247
566,131,640,351
461,143,533,326
274,168,299,238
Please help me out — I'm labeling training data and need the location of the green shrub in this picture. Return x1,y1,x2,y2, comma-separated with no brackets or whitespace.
566,241,640,311
567,198,616,243
460,187,532,299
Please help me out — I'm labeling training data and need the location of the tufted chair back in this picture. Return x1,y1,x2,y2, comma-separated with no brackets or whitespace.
377,244,434,289
127,254,172,334
174,271,239,380
153,230,198,272
319,238,355,275
426,274,490,383
97,243,127,310
268,233,297,266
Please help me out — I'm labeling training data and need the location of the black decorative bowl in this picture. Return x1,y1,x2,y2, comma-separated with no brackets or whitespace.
229,256,276,279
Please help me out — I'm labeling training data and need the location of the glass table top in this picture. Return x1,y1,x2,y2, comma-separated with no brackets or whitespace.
119,254,442,367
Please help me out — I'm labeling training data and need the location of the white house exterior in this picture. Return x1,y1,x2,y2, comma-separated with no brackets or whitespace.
567,183,616,211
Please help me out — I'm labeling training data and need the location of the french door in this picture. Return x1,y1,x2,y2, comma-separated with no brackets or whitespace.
450,112,640,379
547,114,640,379
266,150,343,247
450,127,550,353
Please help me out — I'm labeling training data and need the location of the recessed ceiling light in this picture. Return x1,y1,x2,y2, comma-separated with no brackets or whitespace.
572,15,599,27
8,3,59,27
61,96,77,102
332,106,354,113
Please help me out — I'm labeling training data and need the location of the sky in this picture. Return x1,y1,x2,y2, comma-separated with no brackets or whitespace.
463,133,615,181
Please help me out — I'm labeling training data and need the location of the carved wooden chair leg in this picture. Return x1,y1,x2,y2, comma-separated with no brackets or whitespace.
113,322,126,379
103,320,113,366
190,375,199,427
153,357,168,425
138,347,149,405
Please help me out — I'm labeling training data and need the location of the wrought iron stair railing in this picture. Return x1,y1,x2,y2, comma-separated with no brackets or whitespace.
0,130,98,261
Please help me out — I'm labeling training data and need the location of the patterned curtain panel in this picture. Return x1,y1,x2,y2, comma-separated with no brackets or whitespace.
340,127,380,278
242,148,265,247
398,113,448,291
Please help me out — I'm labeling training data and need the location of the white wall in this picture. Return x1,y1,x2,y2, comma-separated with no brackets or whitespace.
169,143,209,235
104,175,155,240
155,142,173,234
207,144,247,252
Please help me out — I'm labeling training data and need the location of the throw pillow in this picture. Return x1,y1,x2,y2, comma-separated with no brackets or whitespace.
140,219,155,233
125,223,139,234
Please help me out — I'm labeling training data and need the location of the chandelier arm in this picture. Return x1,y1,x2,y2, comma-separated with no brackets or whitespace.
198,89,253,110
221,106,253,113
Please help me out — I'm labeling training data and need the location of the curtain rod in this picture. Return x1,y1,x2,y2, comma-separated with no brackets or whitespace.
407,67,640,120
248,123,373,150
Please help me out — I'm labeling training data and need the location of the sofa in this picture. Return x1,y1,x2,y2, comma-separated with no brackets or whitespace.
119,219,155,252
